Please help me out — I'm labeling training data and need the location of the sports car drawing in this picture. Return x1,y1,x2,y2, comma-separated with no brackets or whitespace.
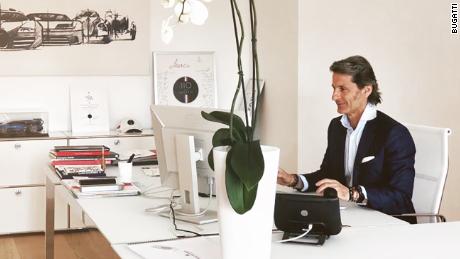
0,9,43,49
27,13,83,45
75,9,111,43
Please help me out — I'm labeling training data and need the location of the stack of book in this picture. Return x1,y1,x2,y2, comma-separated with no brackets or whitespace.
62,176,140,198
50,145,118,166
50,145,119,179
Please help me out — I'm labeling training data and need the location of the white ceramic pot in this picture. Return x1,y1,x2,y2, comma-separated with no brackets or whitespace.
213,145,280,259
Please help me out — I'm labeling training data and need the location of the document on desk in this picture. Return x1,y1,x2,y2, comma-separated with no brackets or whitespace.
128,236,221,259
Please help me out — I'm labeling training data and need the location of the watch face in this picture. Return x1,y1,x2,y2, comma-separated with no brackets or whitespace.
173,76,199,104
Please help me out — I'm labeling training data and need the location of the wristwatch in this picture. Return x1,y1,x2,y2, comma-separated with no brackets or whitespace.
289,174,299,187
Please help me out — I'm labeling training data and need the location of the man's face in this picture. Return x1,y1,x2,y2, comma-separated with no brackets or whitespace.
331,73,371,116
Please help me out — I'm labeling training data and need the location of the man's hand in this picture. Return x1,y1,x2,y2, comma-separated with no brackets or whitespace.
316,179,349,201
277,168,296,186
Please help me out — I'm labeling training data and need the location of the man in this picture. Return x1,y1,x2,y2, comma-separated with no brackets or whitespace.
278,55,416,223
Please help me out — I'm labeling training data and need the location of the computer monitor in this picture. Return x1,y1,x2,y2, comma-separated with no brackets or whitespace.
151,104,223,224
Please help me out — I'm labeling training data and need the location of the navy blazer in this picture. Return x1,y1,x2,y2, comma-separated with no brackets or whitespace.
303,111,416,222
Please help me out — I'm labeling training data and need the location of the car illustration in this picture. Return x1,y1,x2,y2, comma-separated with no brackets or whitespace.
74,9,110,43
26,13,83,45
0,119,46,137
104,10,136,40
0,9,43,49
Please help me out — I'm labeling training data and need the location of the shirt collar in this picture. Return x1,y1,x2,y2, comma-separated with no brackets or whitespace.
340,103,377,130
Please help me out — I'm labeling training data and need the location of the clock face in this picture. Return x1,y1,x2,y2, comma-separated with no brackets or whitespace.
173,76,199,104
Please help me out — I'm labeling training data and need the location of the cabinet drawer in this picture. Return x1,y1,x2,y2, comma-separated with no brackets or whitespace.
69,136,155,154
0,139,67,186
0,186,68,234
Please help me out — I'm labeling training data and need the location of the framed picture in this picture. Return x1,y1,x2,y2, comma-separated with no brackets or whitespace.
70,87,110,136
235,78,265,114
153,51,217,108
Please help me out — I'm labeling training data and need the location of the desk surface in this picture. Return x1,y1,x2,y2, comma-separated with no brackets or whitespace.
47,166,410,257
113,221,460,259
51,167,406,244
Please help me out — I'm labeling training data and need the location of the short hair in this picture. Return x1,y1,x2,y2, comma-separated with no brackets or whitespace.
329,55,382,105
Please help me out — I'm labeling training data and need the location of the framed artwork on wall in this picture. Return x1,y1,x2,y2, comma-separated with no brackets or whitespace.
70,86,110,136
235,78,265,114
0,0,150,76
153,51,217,108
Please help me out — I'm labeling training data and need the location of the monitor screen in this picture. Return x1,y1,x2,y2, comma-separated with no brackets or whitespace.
150,104,222,194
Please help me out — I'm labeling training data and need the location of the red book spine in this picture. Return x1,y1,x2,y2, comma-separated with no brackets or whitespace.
55,151,111,157
51,160,112,166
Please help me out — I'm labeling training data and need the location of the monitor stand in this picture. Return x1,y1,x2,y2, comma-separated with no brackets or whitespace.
159,134,218,225
160,209,218,225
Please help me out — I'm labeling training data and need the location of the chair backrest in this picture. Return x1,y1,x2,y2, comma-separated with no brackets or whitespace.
404,124,451,222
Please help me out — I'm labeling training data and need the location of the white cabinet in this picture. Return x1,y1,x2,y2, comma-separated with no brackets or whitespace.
0,186,68,234
0,139,67,186
0,138,69,234
0,132,155,234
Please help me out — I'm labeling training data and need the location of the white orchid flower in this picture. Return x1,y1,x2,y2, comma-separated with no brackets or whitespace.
161,16,174,44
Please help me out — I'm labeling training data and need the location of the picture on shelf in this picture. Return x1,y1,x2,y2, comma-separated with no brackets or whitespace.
70,87,110,136
235,78,265,120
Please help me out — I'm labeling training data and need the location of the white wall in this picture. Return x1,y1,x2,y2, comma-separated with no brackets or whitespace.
0,0,245,131
0,0,299,170
299,0,460,220
258,0,298,171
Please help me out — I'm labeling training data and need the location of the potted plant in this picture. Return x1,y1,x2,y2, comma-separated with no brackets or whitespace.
200,1,279,259
162,1,280,258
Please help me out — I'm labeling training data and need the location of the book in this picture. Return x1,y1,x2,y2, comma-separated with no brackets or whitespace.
49,151,119,159
55,166,106,179
80,184,123,193
51,159,113,166
54,145,110,151
53,150,112,157
78,177,117,185
62,179,141,198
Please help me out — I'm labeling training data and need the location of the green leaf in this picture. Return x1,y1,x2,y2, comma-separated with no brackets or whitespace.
230,141,264,190
201,111,247,140
207,149,214,171
225,149,258,214
212,129,233,147
212,128,244,147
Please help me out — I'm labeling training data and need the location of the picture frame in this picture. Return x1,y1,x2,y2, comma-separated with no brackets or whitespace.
235,78,265,114
70,87,110,136
153,51,217,108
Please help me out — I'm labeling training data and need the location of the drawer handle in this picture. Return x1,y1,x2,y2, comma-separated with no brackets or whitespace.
114,140,120,145
14,143,22,149
14,189,22,195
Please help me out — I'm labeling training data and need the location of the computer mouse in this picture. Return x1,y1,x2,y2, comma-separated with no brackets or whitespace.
323,187,338,198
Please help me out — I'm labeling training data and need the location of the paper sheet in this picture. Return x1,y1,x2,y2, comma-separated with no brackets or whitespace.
128,236,221,259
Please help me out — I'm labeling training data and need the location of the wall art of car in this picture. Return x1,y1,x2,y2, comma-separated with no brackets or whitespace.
0,9,43,50
26,13,83,45
75,9,111,43
104,10,137,40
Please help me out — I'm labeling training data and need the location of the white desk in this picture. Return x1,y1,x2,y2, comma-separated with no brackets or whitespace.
45,166,407,259
112,221,460,259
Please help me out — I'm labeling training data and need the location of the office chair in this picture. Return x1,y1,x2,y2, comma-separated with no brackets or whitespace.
396,124,451,223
